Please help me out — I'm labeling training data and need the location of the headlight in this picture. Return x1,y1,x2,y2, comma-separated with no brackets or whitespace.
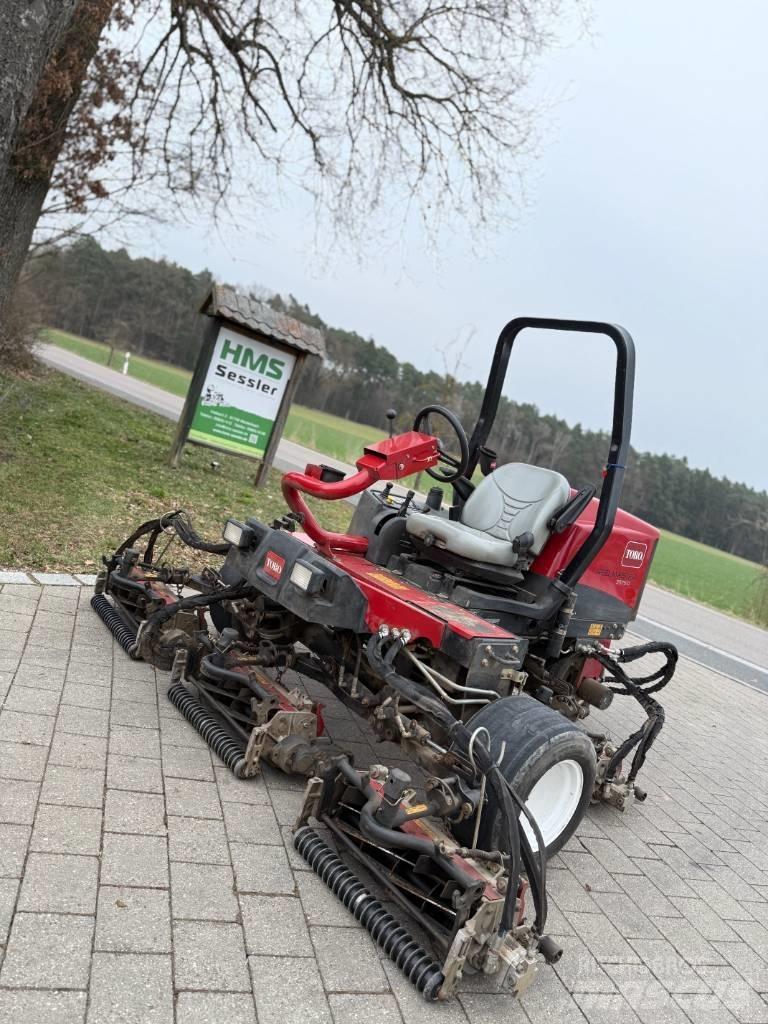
222,519,254,548
290,560,326,594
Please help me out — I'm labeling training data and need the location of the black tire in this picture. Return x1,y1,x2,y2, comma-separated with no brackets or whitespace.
455,695,596,859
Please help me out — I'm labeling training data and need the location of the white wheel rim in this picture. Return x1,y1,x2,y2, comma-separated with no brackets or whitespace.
520,759,584,851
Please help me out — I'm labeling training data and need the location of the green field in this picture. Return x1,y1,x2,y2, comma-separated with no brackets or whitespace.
281,403,385,462
0,368,350,571
41,327,767,624
650,530,764,623
44,328,192,397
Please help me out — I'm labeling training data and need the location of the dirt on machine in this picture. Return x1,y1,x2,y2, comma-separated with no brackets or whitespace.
92,316,677,1001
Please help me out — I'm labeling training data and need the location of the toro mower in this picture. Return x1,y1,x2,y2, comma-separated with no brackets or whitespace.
92,316,676,1000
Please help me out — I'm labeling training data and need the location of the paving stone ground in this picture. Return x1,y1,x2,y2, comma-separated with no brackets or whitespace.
1,581,767,1024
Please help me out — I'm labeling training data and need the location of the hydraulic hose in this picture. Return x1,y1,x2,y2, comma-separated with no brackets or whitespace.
335,756,482,891
138,583,251,658
361,793,441,857
335,757,439,858
501,778,548,932
590,642,677,784
199,655,273,703
112,509,230,562
169,510,231,554
364,634,531,937
112,515,168,560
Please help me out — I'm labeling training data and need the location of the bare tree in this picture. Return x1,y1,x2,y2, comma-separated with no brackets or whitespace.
436,325,475,406
1,0,576,341
1,1,119,344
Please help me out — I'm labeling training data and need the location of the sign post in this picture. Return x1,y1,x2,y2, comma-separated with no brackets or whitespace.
170,286,325,485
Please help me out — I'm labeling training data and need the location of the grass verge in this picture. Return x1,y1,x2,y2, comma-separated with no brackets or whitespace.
0,368,350,572
44,327,389,462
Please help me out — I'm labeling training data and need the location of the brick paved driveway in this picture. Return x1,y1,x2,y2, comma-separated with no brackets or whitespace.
1,580,767,1024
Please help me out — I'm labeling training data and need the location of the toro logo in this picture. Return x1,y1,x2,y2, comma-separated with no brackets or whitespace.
621,541,648,569
262,551,285,581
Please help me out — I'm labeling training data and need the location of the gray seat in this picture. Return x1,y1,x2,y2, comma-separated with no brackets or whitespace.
406,463,570,568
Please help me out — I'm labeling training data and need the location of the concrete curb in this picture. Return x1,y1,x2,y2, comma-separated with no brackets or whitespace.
0,571,97,586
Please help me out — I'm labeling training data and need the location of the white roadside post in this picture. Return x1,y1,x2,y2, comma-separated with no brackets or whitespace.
122,351,131,375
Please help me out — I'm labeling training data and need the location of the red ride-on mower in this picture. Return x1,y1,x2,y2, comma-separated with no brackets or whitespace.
92,317,677,1000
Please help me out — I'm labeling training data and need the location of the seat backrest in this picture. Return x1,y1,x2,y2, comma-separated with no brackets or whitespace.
460,463,570,555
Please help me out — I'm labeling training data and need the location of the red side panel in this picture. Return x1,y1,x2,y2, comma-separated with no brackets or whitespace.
531,499,658,614
330,553,515,646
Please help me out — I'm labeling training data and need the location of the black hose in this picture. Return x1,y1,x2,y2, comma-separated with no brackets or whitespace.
590,642,676,784
199,655,272,702
364,635,529,937
138,584,251,657
91,595,139,657
167,683,248,777
294,826,445,1000
335,758,439,857
109,571,156,598
169,511,231,554
111,510,230,563
113,515,169,559
389,799,443,828
501,778,548,932
615,641,677,692
486,761,526,934
335,757,488,891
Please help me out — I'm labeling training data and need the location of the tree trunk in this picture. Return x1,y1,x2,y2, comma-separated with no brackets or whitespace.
0,0,114,333
0,169,52,329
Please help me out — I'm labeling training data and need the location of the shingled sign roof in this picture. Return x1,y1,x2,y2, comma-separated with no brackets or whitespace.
202,283,326,359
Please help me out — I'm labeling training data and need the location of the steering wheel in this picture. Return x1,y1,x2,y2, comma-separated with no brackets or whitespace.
413,405,470,482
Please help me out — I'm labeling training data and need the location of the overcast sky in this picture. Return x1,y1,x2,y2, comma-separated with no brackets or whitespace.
116,0,768,491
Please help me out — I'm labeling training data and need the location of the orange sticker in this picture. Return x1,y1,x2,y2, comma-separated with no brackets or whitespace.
367,571,410,591
587,623,603,637
406,804,429,815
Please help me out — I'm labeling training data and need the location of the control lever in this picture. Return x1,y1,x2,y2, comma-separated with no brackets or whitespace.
398,491,415,517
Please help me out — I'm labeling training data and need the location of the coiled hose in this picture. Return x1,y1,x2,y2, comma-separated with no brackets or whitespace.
167,683,248,778
90,595,139,657
591,641,677,784
112,509,230,563
294,826,445,1000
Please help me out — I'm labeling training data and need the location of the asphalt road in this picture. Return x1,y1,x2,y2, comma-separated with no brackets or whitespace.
632,586,768,693
37,341,767,691
35,342,354,479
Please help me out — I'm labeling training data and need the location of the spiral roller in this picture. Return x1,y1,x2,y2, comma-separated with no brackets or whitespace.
294,826,445,1000
167,683,248,778
91,594,139,657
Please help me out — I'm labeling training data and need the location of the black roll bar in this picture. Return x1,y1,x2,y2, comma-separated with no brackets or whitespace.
465,317,635,590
